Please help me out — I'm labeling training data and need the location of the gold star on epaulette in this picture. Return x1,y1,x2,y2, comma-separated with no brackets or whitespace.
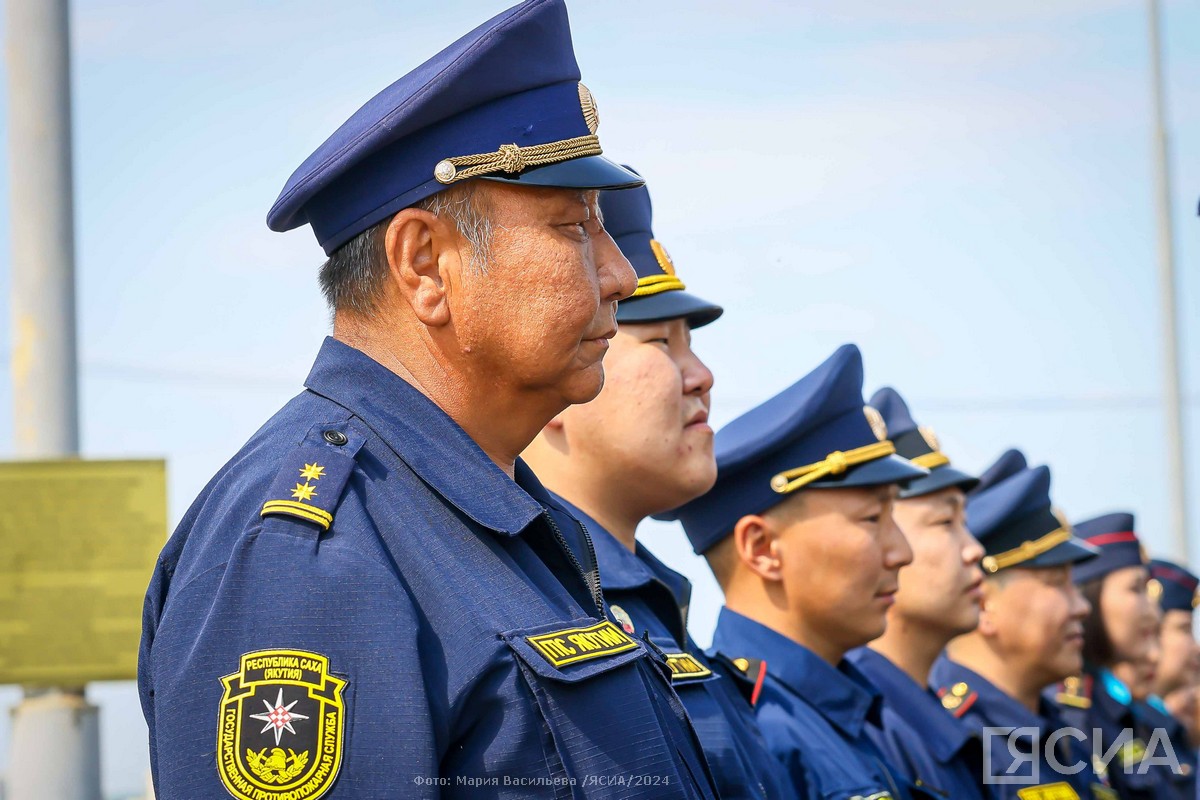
291,482,317,502
938,682,976,718
299,462,325,481
1055,675,1092,709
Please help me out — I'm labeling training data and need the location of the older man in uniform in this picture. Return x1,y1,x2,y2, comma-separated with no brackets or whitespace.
138,2,720,798
930,450,1109,799
523,172,795,800
664,344,935,800
846,387,989,799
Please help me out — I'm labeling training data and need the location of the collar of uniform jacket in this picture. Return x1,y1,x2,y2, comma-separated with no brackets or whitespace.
931,655,1063,750
304,336,545,535
555,494,690,600
713,607,882,738
848,646,974,765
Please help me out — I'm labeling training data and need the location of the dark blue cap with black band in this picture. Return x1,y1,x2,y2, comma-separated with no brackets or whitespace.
267,0,642,255
600,168,722,329
1070,512,1146,584
967,457,1097,574
1149,559,1200,612
661,344,928,554
869,387,978,498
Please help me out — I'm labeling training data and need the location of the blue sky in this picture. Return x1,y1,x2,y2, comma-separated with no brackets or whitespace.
1,1,1198,796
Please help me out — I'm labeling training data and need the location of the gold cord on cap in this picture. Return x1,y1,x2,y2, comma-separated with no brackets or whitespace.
769,440,897,495
911,451,950,470
981,528,1072,573
434,134,603,184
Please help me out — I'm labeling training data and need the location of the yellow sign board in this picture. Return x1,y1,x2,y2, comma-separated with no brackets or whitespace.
0,459,167,686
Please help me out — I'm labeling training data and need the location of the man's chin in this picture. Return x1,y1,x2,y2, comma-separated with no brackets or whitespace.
558,363,606,406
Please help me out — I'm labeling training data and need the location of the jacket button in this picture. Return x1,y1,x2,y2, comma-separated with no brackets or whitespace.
323,430,348,446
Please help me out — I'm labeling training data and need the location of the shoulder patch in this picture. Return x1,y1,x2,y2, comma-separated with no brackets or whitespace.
1015,783,1081,800
663,651,714,683
1055,675,1093,709
260,424,362,531
526,620,638,668
217,649,347,800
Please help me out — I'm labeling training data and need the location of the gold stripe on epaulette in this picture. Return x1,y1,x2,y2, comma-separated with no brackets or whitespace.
1015,783,1080,800
261,500,334,530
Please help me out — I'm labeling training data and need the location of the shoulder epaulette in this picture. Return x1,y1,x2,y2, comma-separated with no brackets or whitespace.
1055,674,1093,710
260,423,363,531
937,681,978,718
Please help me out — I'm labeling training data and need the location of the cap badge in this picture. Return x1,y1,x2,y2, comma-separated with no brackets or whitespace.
649,239,677,276
919,425,941,451
864,406,888,442
578,83,599,135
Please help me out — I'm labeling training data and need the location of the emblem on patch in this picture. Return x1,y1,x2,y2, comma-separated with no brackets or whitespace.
610,604,635,635
217,649,346,800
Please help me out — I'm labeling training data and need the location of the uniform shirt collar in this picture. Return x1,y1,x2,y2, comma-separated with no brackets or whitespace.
552,495,692,604
930,656,1060,740
304,337,543,535
848,647,973,764
713,607,881,738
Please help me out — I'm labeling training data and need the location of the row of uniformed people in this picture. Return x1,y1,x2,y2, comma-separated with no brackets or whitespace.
137,0,1200,797
562,166,1200,798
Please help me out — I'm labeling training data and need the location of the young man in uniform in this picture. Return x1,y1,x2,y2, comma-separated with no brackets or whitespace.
524,172,794,800
847,387,989,799
664,344,934,799
138,3,721,798
930,451,1107,799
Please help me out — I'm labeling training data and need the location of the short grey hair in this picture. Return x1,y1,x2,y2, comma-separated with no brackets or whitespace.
318,182,494,315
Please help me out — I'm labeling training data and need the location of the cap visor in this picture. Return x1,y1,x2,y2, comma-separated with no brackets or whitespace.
478,155,644,190
807,454,930,489
1025,537,1101,570
899,465,980,499
618,290,724,329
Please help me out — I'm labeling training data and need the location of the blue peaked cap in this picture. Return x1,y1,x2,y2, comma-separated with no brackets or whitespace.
600,168,722,329
1071,512,1145,584
970,448,1027,496
662,344,928,554
267,0,642,254
870,387,977,498
966,458,1097,574
1150,559,1200,612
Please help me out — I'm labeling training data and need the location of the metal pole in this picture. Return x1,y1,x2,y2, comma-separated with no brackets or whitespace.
1146,0,1190,564
5,1,99,798
7,0,79,455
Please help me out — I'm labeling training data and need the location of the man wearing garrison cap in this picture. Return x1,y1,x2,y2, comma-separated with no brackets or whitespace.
138,3,721,798
930,451,1109,799
663,344,933,799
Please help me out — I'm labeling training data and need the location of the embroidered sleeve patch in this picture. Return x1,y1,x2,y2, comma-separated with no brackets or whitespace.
1016,783,1081,800
663,651,714,683
217,649,347,800
526,620,638,668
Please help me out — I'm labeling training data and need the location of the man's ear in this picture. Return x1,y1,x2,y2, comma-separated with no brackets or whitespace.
734,514,782,582
384,207,462,327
